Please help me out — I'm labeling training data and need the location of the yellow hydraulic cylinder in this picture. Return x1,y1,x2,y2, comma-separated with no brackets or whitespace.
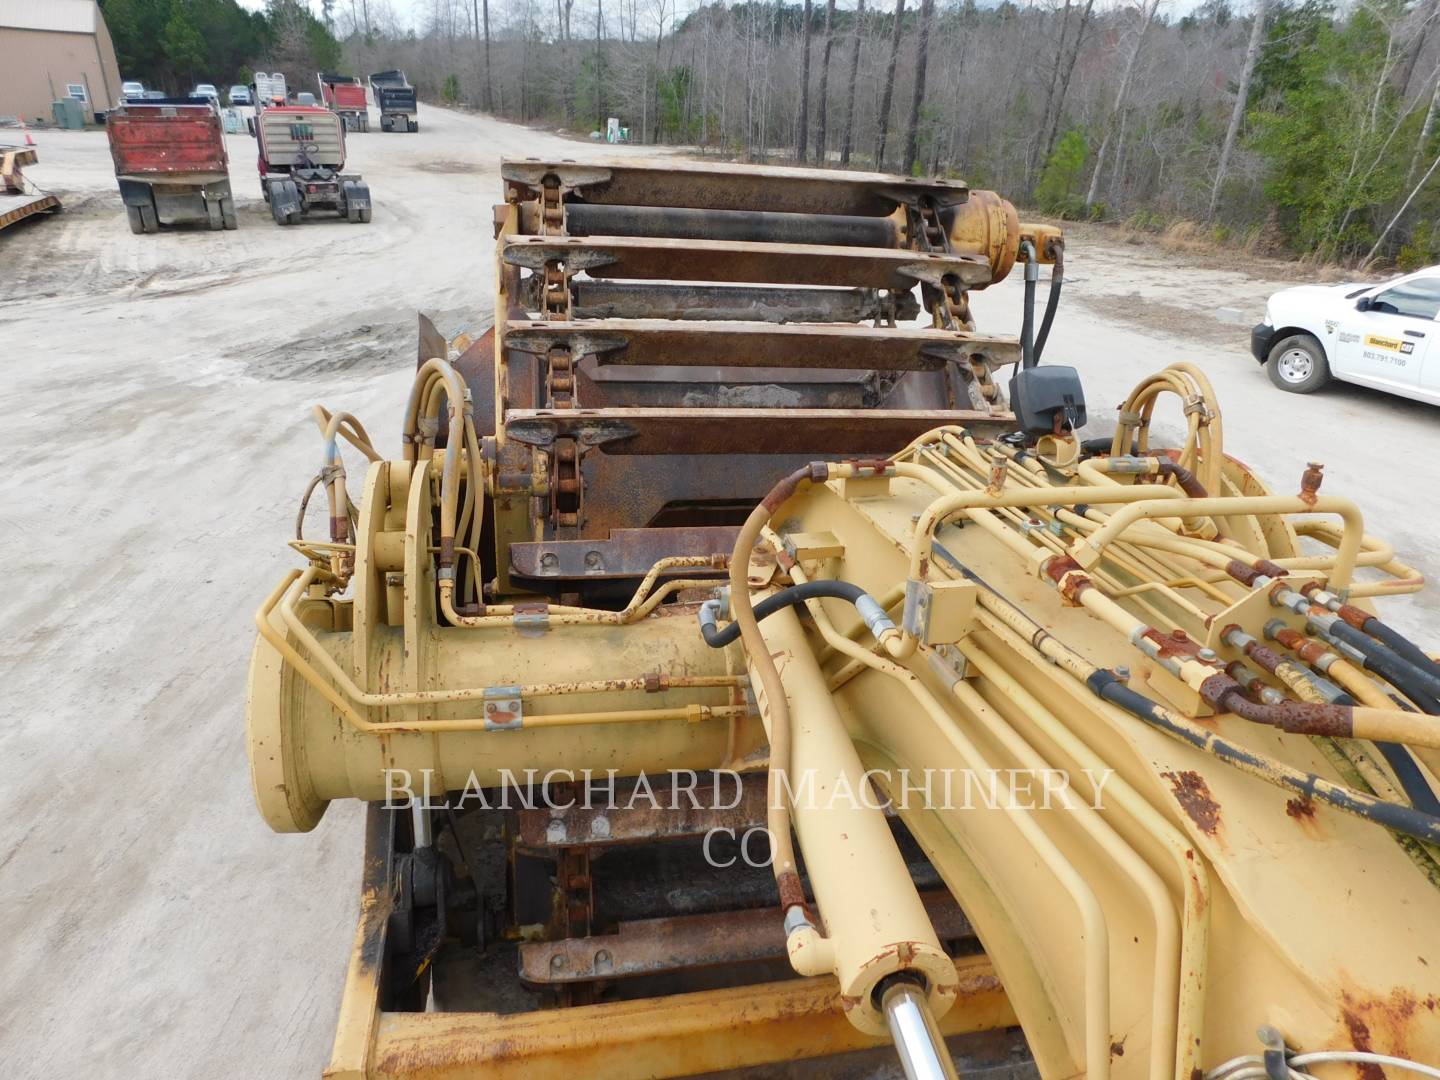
752,605,955,1036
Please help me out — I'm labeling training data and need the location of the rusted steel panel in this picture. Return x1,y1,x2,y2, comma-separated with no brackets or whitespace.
368,955,1013,1080
510,527,741,580
502,236,993,291
563,203,901,248
561,281,922,324
503,320,1021,372
106,104,228,178
503,407,1012,455
501,157,971,216
514,771,768,849
518,890,973,985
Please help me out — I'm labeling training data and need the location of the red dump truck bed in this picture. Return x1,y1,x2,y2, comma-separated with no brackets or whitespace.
107,103,228,180
323,82,367,111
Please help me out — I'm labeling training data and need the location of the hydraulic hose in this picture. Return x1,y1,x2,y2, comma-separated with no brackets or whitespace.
1032,238,1064,364
934,548,1440,845
1373,740,1440,818
1300,583,1440,682
1089,670,1440,845
1019,240,1038,369
698,580,894,649
1322,619,1440,713
1365,618,1440,683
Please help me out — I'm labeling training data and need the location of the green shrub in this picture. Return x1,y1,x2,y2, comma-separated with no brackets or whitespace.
1033,129,1089,217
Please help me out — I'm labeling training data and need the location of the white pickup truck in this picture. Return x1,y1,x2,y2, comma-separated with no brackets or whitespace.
1251,267,1440,405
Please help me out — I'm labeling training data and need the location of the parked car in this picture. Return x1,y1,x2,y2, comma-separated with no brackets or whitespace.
121,80,145,100
228,85,251,106
1251,267,1440,405
192,83,220,103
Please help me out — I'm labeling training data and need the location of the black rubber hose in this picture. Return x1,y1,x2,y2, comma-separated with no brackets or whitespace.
1032,242,1064,364
1086,670,1440,846
1375,740,1440,818
700,580,868,649
1325,620,1440,711
1364,617,1440,683
1020,247,1037,370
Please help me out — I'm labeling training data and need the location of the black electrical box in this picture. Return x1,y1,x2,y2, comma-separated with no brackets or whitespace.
1009,366,1087,436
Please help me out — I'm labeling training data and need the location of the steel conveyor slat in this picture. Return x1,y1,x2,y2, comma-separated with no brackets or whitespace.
502,319,1021,371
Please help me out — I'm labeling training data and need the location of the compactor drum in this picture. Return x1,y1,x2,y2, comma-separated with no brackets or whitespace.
248,160,1440,1079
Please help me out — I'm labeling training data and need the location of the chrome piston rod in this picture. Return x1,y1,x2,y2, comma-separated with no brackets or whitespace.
881,978,962,1080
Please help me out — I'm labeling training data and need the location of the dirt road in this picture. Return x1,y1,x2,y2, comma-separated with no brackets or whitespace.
1,104,1436,1079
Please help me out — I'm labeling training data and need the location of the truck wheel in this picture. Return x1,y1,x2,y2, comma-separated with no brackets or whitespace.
1266,334,1330,394
271,197,290,225
409,120,419,133
347,201,360,223
359,207,372,223
361,115,369,132
286,209,303,225
206,200,225,231
221,197,238,230
139,204,159,234
126,205,145,235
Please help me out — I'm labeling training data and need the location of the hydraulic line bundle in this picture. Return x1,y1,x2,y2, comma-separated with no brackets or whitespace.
248,160,1440,1079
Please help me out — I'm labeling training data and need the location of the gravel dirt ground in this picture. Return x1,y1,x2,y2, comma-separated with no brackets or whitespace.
1,104,1437,1079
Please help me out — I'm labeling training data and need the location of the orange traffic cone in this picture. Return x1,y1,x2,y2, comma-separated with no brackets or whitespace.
19,117,35,147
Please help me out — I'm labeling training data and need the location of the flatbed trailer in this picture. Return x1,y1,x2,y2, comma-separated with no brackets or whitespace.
106,101,235,233
0,147,61,231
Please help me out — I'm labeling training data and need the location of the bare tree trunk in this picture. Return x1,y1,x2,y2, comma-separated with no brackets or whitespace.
874,0,907,169
483,0,494,111
651,18,664,143
1034,0,1073,182
1208,0,1267,220
839,0,865,166
1367,149,1440,264
1043,0,1095,161
902,0,935,174
1408,63,1440,183
813,0,837,164
1085,0,1158,209
1398,0,1440,96
595,0,604,130
796,0,813,161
